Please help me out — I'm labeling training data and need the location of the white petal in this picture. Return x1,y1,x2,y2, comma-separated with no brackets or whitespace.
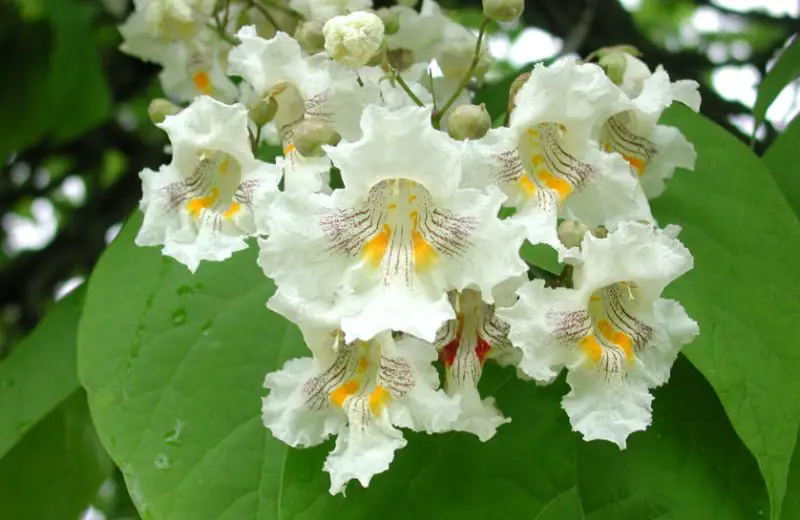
640,125,696,198
637,298,699,386
325,104,463,198
324,423,406,495
262,357,346,447
562,367,653,449
573,221,693,304
497,279,584,382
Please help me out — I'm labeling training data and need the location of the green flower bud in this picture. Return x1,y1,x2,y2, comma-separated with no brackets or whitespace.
294,20,326,54
292,120,341,157
376,7,400,35
387,48,415,71
447,104,491,141
249,96,278,127
148,98,181,125
557,220,589,248
482,0,524,23
590,45,642,85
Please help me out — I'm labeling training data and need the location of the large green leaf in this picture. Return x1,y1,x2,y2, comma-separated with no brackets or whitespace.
781,429,800,520
753,38,800,131
79,213,764,520
0,390,113,519
0,286,85,459
762,115,800,218
651,105,800,520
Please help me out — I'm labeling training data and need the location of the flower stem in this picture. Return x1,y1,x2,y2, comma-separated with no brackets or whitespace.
432,17,491,128
393,69,425,107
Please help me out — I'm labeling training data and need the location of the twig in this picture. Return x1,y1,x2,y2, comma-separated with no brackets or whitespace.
433,17,491,127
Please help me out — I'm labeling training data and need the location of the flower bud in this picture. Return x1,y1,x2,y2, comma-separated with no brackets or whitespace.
593,45,641,85
437,35,490,81
482,0,524,23
148,98,181,125
292,120,341,157
376,7,400,35
294,20,326,54
447,104,491,141
249,96,278,127
322,11,385,68
557,220,588,249
387,48,414,71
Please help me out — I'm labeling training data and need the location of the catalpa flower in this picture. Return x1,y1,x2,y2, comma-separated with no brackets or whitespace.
433,287,522,441
259,105,527,342
136,96,280,272
262,330,460,494
120,12,238,103
497,222,699,448
463,57,651,249
599,53,701,197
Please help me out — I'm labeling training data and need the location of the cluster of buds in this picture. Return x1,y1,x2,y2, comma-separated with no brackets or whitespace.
123,0,702,495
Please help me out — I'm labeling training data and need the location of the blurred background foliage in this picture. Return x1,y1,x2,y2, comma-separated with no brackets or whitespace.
0,0,797,518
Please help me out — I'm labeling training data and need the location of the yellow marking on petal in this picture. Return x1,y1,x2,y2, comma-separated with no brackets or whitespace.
357,356,369,374
597,319,634,361
579,335,603,363
531,154,545,168
330,380,359,408
283,143,296,156
362,224,392,268
192,71,211,94
590,295,601,302
537,170,573,201
410,211,437,271
186,187,220,219
219,157,230,175
368,385,391,415
408,194,416,203
603,143,612,152
624,155,646,176
526,128,539,138
518,175,536,198
387,203,397,210
223,202,240,219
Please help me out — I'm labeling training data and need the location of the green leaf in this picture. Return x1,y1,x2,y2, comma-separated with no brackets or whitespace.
651,105,800,520
754,38,800,130
80,213,764,520
0,390,113,519
780,429,800,520
763,115,800,218
520,241,563,275
0,286,85,459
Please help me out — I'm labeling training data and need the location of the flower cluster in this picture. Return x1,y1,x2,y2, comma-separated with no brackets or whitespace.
125,0,701,495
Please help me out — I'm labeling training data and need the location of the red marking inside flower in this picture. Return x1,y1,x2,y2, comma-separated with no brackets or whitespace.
439,336,459,367
475,336,492,364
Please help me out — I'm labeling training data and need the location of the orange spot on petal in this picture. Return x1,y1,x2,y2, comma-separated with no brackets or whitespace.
223,202,240,219
518,175,536,198
579,335,603,363
186,187,219,219
192,71,211,94
330,380,359,407
362,224,392,268
624,155,646,176
410,211,437,271
368,385,391,415
537,170,573,201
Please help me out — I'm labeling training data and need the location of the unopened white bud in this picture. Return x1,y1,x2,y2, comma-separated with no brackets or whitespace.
294,20,326,54
292,121,341,157
437,34,490,81
148,98,182,125
482,0,524,23
322,11,385,68
557,220,589,249
447,104,491,141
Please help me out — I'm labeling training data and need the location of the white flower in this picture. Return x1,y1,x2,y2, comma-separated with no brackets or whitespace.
497,222,699,448
600,54,701,198
259,105,527,342
262,330,460,495
136,96,280,272
388,0,489,80
433,288,522,441
135,0,216,40
120,11,237,102
289,0,372,22
462,57,650,250
323,11,385,68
